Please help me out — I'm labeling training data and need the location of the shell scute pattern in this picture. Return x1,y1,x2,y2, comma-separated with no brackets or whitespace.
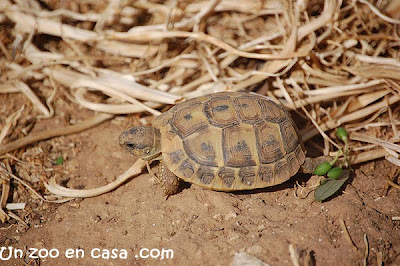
222,124,257,168
254,121,284,164
233,96,263,123
183,127,222,167
217,167,236,187
170,101,208,138
239,166,257,187
280,119,300,153
259,99,286,123
167,150,184,164
154,92,305,191
177,159,195,179
286,151,300,176
258,164,274,183
196,166,215,185
204,96,239,127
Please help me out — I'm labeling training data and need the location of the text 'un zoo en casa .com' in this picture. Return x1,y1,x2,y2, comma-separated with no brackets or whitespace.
0,246,174,261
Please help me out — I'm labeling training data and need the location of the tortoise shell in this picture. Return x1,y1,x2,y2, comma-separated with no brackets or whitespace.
153,91,306,191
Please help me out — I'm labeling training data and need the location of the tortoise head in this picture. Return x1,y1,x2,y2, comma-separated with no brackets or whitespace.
119,126,161,161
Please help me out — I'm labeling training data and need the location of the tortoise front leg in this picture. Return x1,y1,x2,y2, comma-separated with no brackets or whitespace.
159,161,181,198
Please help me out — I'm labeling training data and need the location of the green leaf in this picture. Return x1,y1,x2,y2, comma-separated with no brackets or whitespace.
55,156,64,165
313,162,332,176
314,170,350,201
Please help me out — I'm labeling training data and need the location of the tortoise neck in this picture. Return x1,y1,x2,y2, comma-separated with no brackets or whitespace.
141,127,161,161
153,127,161,154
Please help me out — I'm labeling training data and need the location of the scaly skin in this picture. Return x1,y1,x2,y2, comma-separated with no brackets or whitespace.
159,162,181,198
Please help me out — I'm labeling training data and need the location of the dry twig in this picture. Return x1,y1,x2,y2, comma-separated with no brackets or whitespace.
0,113,113,155
339,218,358,252
44,159,146,198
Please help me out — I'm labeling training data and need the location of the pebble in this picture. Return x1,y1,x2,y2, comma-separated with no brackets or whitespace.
246,245,263,255
33,241,45,249
91,215,101,223
231,252,270,266
54,213,63,222
229,234,240,241
257,224,265,231
224,212,237,220
212,214,222,221
68,202,80,209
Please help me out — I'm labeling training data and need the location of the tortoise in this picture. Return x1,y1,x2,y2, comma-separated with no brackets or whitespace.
119,91,324,196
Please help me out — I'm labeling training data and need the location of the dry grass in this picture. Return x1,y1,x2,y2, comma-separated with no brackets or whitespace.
0,0,399,214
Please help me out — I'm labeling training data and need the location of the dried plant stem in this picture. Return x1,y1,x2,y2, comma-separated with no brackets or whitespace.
363,234,369,266
0,162,45,202
358,0,400,24
13,81,50,117
7,212,28,227
43,67,180,104
386,178,400,191
109,31,307,60
297,0,337,41
377,251,383,266
0,113,113,155
348,149,388,165
44,159,146,198
347,51,400,67
6,9,97,41
346,90,390,112
235,60,294,90
302,94,400,141
0,206,8,223
0,172,10,222
0,106,24,145
295,93,340,149
288,243,300,266
74,88,162,114
350,133,400,153
339,218,358,252
301,80,383,96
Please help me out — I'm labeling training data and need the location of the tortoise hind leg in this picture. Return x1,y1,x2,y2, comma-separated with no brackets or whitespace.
159,161,181,198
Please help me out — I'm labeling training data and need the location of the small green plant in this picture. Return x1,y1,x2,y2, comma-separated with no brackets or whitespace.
55,156,64,165
327,167,343,180
336,127,348,142
313,161,332,176
314,127,351,201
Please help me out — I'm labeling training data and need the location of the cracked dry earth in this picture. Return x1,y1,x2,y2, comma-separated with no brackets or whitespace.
1,114,400,266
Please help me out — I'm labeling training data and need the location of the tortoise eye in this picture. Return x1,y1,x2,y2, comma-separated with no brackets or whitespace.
126,143,135,149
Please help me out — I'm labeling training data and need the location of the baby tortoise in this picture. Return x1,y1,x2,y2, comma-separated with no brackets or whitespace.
119,91,326,196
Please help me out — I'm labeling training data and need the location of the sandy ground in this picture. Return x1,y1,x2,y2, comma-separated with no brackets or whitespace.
1,1,400,265
1,98,400,266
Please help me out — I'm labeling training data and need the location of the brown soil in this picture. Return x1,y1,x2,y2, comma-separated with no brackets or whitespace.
1,94,400,266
